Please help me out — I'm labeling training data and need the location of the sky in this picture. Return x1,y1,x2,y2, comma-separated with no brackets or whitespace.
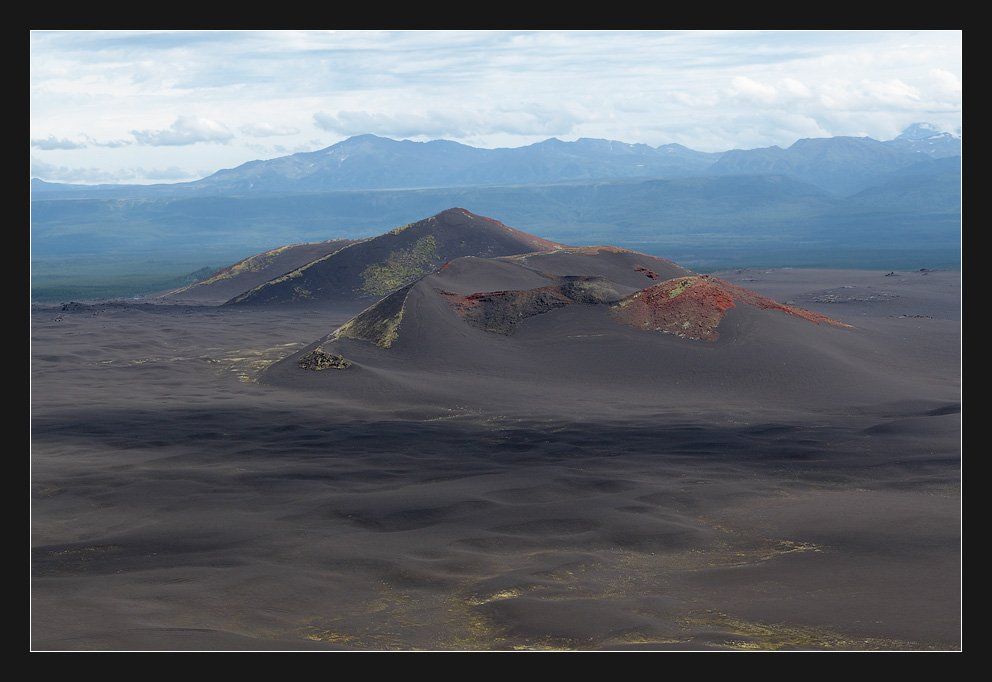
30,30,962,184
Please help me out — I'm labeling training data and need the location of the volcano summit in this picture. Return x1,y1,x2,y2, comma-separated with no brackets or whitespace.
258,221,932,418
225,208,561,306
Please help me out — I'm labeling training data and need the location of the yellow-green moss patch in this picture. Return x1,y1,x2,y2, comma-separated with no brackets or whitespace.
334,285,412,348
359,235,439,297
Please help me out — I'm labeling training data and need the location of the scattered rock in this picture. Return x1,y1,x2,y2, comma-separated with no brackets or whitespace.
298,348,352,371
635,265,660,280
441,276,624,335
794,288,899,304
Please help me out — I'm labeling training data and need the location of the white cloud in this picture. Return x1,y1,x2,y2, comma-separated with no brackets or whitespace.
86,136,133,148
31,155,197,184
314,107,579,140
31,135,86,150
670,91,720,108
859,79,922,107
142,166,193,180
780,78,812,99
240,122,300,137
930,68,962,97
30,30,961,178
132,115,234,146
729,76,778,104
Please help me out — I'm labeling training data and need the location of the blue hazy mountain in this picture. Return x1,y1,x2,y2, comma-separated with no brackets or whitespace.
29,124,961,300
845,156,961,214
31,156,959,276
706,132,960,195
197,135,722,192
31,135,722,198
32,124,959,199
885,122,962,158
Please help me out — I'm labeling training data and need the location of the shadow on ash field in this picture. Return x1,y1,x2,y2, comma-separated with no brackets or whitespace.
30,269,960,650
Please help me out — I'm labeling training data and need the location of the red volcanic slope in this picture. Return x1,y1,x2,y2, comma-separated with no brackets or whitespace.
612,275,851,341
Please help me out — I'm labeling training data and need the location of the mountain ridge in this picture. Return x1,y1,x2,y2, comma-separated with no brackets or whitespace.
31,124,959,197
224,207,564,306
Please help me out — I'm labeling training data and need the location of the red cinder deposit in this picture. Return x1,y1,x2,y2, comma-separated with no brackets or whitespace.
612,275,851,341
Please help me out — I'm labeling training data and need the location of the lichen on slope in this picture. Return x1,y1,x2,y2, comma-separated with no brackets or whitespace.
359,235,440,297
225,248,343,304
333,283,413,348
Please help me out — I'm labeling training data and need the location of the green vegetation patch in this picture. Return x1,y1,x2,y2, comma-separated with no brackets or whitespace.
227,252,333,304
335,284,412,348
668,277,696,299
337,306,404,349
194,244,293,287
679,612,937,651
359,235,439,297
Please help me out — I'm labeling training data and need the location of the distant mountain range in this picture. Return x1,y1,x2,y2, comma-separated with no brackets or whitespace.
29,123,961,300
707,131,958,196
31,123,959,198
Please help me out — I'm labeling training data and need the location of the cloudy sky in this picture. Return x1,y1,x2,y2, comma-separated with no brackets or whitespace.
30,30,962,184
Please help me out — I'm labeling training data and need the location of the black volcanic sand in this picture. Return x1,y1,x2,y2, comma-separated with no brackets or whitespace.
31,269,960,650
